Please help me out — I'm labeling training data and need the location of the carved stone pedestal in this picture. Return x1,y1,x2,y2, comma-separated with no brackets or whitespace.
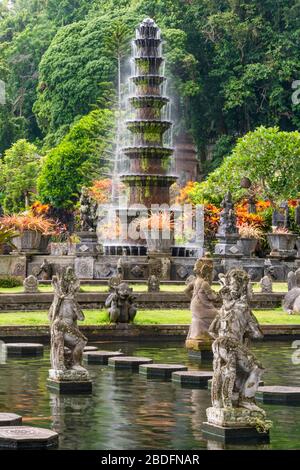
185,334,213,361
203,407,270,443
76,231,102,257
47,369,92,394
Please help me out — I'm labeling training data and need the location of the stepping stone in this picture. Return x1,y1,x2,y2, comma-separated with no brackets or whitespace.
0,413,22,426
172,370,213,388
0,426,59,449
256,386,300,404
108,356,153,371
139,364,188,380
83,346,98,352
83,350,124,365
5,343,44,357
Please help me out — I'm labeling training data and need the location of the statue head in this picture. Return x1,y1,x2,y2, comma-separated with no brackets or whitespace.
219,268,250,301
116,282,133,299
193,257,214,283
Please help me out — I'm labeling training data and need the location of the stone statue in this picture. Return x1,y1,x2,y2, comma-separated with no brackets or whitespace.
283,268,300,314
185,257,220,353
79,187,98,232
148,275,160,292
206,268,269,430
185,274,196,285
35,258,53,281
287,270,297,291
23,275,39,293
105,282,137,323
48,267,89,381
260,274,273,293
217,191,238,237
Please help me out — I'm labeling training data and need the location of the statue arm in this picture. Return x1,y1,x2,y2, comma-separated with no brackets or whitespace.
246,310,264,339
184,281,194,299
202,281,221,305
105,293,116,308
208,313,220,339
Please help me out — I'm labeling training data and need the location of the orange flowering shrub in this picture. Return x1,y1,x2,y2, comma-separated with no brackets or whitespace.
176,181,197,204
31,201,51,217
89,179,112,203
204,204,221,238
235,200,266,228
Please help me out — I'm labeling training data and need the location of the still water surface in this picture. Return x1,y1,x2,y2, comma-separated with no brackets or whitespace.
0,340,300,450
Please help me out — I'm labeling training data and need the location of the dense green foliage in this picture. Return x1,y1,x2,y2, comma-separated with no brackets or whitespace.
187,126,300,205
37,109,113,208
1,0,300,211
0,138,40,212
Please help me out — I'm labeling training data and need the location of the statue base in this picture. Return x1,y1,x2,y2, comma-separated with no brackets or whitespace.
202,407,270,443
47,369,92,394
185,338,213,361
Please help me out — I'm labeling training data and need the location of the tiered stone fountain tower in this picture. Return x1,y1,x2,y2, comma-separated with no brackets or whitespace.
120,18,177,207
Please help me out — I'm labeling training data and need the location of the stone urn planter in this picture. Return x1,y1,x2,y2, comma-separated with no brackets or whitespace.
13,230,41,253
267,233,298,257
237,238,258,257
38,234,51,254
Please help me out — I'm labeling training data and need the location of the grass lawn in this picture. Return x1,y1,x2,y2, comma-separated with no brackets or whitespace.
0,282,288,294
0,308,298,326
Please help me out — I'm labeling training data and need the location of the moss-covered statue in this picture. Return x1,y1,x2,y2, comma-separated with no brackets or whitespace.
105,282,137,323
206,268,270,432
48,267,89,381
79,187,98,232
185,256,220,353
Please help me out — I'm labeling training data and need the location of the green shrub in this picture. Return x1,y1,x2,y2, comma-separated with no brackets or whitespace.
0,276,22,288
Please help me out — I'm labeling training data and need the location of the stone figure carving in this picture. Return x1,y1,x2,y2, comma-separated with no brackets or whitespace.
48,267,89,381
79,187,98,232
283,268,300,314
185,257,220,352
105,282,137,323
35,258,53,281
185,274,196,285
217,191,238,237
148,275,160,292
259,274,273,293
23,275,39,293
206,268,269,430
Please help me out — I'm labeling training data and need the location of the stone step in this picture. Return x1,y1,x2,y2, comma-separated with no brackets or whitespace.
83,350,124,365
83,346,98,352
0,413,22,426
139,363,188,380
108,356,153,371
172,370,213,388
256,385,300,404
0,426,59,449
5,343,44,356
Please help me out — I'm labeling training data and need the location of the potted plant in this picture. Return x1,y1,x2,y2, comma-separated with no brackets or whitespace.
139,212,174,254
0,214,56,253
237,224,263,257
267,227,298,257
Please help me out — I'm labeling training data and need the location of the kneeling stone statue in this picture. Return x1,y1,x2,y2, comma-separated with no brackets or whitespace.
105,282,137,323
48,267,91,387
205,268,271,434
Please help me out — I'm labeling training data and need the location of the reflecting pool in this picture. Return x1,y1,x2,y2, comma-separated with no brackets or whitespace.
0,340,299,450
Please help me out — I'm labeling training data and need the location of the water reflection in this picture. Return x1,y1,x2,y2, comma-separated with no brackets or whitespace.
0,341,299,449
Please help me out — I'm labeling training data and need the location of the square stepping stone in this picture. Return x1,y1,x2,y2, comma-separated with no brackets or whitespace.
83,350,124,365
47,379,93,394
256,386,300,404
172,370,213,388
0,426,59,449
108,356,153,371
0,413,22,426
5,343,44,357
139,364,188,380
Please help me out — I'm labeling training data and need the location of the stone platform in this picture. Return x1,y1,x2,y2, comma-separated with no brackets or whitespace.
256,386,300,404
208,379,265,390
139,363,188,380
202,422,270,444
5,343,44,356
108,356,153,371
0,426,59,449
83,350,124,365
172,370,213,388
187,349,213,361
0,413,22,426
47,368,92,394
